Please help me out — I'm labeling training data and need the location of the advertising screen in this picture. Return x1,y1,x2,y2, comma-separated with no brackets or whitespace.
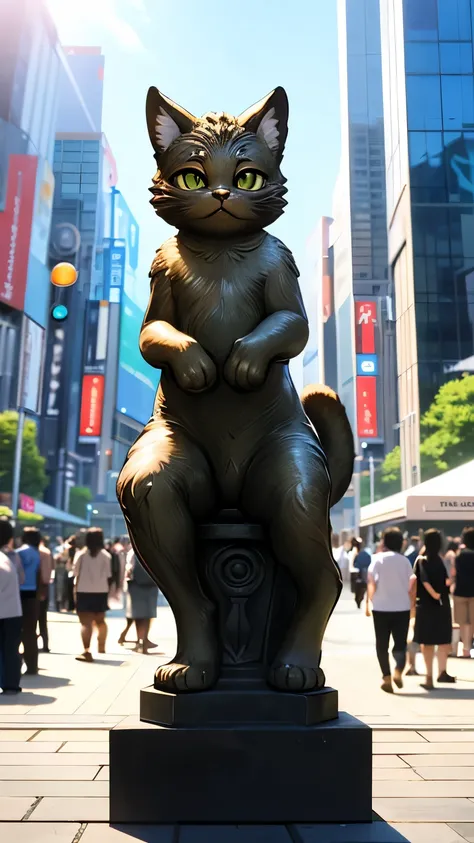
116,292,160,426
355,301,377,354
356,375,378,438
80,374,105,437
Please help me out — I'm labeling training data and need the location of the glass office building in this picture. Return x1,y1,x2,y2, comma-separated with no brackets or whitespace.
381,0,474,488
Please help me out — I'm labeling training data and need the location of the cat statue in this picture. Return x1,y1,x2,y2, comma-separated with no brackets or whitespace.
117,86,354,694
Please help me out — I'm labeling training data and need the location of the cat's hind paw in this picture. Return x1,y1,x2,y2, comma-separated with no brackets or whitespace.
267,664,325,692
154,660,218,693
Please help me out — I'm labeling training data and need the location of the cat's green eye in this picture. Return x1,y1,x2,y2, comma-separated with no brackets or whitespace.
235,170,266,191
174,170,206,190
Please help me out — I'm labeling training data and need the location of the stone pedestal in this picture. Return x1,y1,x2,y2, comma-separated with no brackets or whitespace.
110,510,372,825
110,712,372,824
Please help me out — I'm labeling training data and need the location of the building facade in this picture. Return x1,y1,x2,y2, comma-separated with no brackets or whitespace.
314,0,397,527
0,0,61,414
380,0,474,488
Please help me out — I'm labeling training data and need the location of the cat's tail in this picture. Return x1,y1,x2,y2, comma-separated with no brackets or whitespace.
301,384,355,507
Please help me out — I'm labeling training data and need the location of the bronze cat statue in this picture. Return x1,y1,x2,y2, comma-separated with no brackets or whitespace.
117,86,354,694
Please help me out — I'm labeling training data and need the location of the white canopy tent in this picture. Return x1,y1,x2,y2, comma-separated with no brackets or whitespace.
360,460,474,529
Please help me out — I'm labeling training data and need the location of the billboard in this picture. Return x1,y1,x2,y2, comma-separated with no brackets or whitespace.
356,375,378,438
29,158,55,265
20,317,45,414
0,154,37,310
80,374,105,437
116,292,160,426
114,192,139,272
355,301,377,354
103,239,125,303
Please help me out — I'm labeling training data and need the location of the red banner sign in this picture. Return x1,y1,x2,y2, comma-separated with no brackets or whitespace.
355,301,377,354
356,375,378,438
80,374,105,437
0,154,38,310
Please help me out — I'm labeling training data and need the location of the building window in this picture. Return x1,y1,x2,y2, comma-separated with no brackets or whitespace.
405,41,440,73
406,75,442,130
63,152,82,163
437,0,471,41
441,75,474,129
440,42,473,73
404,0,438,42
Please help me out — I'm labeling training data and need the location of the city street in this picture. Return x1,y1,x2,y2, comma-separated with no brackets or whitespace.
0,589,473,841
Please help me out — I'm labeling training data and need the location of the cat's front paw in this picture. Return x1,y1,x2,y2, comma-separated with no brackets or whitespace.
224,338,267,390
173,344,217,392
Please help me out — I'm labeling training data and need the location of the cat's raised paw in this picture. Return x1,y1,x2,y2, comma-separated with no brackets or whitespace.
154,661,218,693
267,664,325,692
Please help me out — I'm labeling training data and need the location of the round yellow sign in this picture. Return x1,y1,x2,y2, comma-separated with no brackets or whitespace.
50,262,78,287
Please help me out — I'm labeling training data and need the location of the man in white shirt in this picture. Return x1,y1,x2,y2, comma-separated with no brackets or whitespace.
331,533,350,584
367,527,416,694
0,543,23,694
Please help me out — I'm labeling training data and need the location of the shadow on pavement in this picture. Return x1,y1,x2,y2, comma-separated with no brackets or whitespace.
0,693,57,705
20,675,71,690
107,822,410,841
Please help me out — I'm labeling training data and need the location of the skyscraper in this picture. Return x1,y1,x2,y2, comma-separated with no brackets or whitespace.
312,0,396,528
380,0,474,489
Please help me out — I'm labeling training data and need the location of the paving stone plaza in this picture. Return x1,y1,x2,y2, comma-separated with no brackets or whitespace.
1,592,474,841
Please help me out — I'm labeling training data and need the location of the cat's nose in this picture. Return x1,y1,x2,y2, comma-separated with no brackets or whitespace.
212,188,230,201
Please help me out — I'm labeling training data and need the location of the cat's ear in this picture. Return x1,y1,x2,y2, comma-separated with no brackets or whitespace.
146,87,196,157
238,87,289,162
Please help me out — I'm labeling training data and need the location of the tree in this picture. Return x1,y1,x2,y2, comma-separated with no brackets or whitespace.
0,411,48,500
69,486,92,520
379,445,402,496
378,374,474,493
420,374,474,472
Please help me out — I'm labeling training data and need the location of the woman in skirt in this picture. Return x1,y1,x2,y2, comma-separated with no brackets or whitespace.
122,551,158,654
73,528,112,662
413,528,456,690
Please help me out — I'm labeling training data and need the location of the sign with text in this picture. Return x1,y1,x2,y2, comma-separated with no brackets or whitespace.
356,375,378,438
407,496,474,521
356,354,378,377
0,154,37,310
355,301,377,354
79,374,105,437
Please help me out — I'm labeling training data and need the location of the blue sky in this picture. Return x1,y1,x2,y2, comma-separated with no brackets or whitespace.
48,0,341,305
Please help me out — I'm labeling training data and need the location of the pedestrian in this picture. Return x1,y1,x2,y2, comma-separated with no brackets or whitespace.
452,526,474,659
53,537,71,612
350,539,371,609
413,528,456,690
332,533,350,584
366,526,415,693
16,527,43,675
0,518,23,694
444,537,460,578
73,527,112,662
37,535,53,653
406,535,421,567
120,551,159,654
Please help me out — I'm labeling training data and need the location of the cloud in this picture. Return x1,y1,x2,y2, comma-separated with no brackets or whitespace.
48,0,148,52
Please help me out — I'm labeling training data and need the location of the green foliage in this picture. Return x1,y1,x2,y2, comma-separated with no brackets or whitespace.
0,412,48,500
69,486,92,519
379,445,402,496
379,375,474,493
420,374,474,472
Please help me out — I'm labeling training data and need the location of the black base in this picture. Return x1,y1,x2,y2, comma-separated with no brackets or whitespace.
140,683,338,727
110,712,372,824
